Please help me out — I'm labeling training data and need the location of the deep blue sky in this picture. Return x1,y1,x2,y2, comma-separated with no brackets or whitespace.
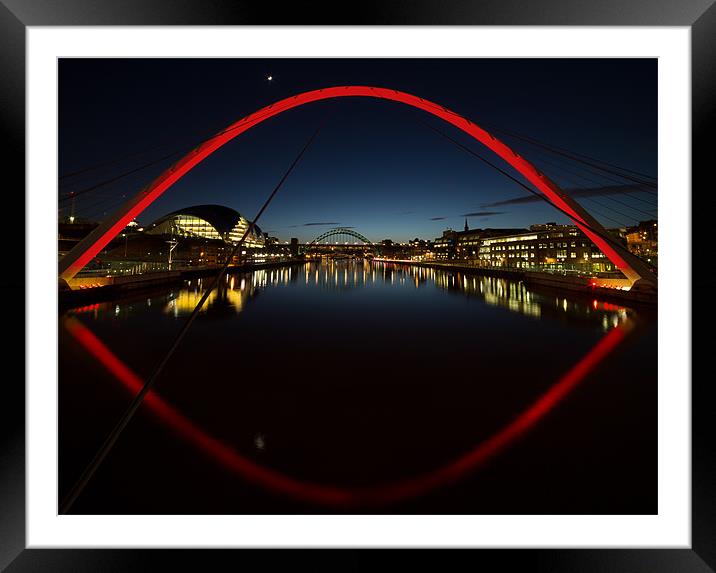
59,59,657,243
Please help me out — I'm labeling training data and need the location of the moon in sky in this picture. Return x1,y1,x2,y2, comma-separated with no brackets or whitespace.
267,75,273,81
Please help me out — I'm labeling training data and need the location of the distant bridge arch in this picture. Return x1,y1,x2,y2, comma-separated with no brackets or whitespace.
58,86,656,287
309,228,372,246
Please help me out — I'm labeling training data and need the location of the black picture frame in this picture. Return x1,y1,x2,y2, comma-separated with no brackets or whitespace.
1,1,710,570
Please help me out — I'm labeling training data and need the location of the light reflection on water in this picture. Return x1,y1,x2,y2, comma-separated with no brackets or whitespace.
60,259,656,515
74,260,633,332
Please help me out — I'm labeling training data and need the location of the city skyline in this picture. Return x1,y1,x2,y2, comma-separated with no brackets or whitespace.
59,58,657,243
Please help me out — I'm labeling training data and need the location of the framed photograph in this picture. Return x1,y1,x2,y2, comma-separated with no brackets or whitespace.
2,0,710,570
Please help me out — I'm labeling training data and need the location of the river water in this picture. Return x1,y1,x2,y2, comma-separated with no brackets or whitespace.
59,259,657,514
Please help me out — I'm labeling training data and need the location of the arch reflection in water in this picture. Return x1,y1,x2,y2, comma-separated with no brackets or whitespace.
63,315,631,508
60,260,654,513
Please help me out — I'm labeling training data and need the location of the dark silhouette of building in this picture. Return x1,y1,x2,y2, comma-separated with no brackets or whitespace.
289,238,299,256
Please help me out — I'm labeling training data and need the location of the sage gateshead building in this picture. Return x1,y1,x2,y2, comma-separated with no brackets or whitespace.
145,205,265,249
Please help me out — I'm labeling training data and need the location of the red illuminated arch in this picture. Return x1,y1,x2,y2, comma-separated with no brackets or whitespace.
58,86,655,286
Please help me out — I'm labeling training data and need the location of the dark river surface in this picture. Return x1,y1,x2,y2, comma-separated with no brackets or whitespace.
59,260,657,514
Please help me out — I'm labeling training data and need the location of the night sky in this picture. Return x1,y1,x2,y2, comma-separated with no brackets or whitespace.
59,59,657,243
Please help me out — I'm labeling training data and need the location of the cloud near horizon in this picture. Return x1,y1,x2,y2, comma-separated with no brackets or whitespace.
288,222,341,228
430,211,503,221
462,211,504,217
481,184,657,208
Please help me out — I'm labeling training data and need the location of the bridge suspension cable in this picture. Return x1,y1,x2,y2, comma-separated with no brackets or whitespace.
58,104,340,223
59,104,302,201
58,117,239,184
481,124,658,189
508,143,658,206
457,120,659,229
59,124,323,514
59,150,183,203
506,147,658,227
419,120,657,272
516,151,657,223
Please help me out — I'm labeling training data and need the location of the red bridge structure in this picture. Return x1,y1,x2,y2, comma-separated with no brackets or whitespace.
58,86,657,290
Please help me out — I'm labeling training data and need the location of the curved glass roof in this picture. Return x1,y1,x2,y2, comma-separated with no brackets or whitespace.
148,205,263,237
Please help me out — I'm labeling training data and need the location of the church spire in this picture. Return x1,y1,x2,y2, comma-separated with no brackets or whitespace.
464,218,469,232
